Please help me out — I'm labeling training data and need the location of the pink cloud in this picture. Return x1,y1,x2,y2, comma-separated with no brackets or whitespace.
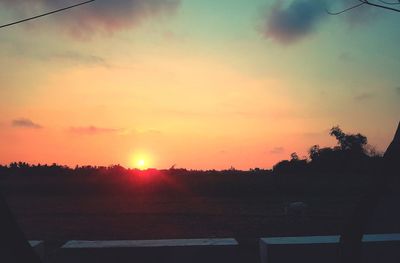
69,126,119,135
0,0,180,39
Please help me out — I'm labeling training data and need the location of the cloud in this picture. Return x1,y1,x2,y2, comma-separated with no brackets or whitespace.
12,118,42,129
260,0,326,45
354,92,375,101
69,126,119,135
51,51,106,65
396,87,400,96
259,0,380,45
0,0,180,39
270,147,284,154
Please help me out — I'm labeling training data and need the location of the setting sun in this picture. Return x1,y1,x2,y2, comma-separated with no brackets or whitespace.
137,159,146,169
130,152,153,170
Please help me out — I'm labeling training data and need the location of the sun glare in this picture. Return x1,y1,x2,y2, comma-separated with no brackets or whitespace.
130,153,152,170
137,159,146,169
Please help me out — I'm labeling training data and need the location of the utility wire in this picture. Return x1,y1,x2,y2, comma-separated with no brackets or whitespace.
377,0,400,5
360,0,400,12
326,2,366,15
327,0,400,15
0,0,95,29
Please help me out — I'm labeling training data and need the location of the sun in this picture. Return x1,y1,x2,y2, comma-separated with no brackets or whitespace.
130,151,154,170
137,159,146,169
130,153,152,170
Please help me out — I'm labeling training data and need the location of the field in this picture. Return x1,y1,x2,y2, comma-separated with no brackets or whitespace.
2,172,393,242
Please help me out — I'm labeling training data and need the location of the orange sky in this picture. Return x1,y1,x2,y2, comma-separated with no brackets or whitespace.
0,0,399,169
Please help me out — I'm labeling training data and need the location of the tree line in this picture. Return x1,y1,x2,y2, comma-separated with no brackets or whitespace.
273,126,382,174
0,126,385,177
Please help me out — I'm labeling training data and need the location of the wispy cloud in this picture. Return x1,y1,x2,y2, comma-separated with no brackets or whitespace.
270,147,284,154
354,92,375,102
12,118,42,129
0,0,181,39
69,125,119,135
51,51,107,66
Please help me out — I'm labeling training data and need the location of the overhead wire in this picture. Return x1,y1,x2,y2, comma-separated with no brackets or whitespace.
0,0,95,29
327,0,400,15
326,2,366,15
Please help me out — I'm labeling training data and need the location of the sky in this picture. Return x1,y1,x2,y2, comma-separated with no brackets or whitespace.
0,0,399,170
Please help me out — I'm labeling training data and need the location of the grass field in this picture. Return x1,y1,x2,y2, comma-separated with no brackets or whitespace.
0,172,397,241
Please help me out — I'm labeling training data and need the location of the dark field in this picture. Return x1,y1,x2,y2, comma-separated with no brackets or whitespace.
0,172,398,241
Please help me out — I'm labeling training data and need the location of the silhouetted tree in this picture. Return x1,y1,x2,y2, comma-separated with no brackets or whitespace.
290,152,299,161
273,152,307,174
330,126,367,154
306,126,375,173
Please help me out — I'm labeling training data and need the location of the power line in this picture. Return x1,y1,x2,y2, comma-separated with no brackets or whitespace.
327,0,400,15
326,2,366,15
0,0,96,29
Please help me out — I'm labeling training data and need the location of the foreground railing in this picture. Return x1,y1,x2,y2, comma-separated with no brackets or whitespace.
259,233,400,263
56,238,239,263
29,234,400,263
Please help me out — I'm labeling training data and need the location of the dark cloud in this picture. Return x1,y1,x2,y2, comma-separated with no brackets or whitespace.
69,126,118,135
12,118,42,129
260,0,326,45
0,0,180,39
260,0,380,45
354,92,375,101
270,147,284,154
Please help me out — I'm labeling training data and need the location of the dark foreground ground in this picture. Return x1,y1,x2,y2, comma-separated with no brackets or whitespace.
2,172,399,240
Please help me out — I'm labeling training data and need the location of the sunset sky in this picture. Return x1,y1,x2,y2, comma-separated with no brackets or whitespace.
0,0,399,170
